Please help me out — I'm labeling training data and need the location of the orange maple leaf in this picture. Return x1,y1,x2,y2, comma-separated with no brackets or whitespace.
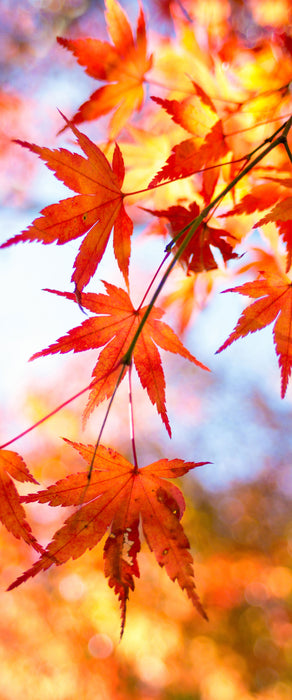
57,0,152,139
0,450,43,553
150,84,228,185
30,282,209,434
1,121,133,296
256,197,292,271
222,183,287,218
217,270,292,398
144,203,238,272
10,440,208,636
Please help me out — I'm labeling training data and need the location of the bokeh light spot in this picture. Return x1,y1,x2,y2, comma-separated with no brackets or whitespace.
88,634,114,659
59,573,86,601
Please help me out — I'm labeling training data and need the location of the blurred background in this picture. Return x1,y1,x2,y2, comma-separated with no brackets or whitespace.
0,1,292,698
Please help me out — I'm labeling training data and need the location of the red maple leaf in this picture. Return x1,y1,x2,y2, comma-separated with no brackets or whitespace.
217,270,292,398
150,84,228,185
256,197,292,271
0,450,42,553
10,440,208,637
221,183,287,217
57,0,152,139
1,120,133,297
144,203,238,272
30,282,209,435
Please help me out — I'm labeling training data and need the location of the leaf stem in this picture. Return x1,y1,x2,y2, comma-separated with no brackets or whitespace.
284,141,292,163
128,364,138,472
144,78,244,105
86,363,126,484
0,381,95,450
75,364,127,507
225,113,292,137
137,251,170,310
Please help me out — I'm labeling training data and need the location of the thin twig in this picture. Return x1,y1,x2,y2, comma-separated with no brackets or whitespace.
0,381,95,450
128,363,139,471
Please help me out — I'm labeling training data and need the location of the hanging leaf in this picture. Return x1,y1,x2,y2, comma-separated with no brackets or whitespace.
217,270,292,398
1,121,133,296
30,283,209,435
57,0,152,139
0,450,42,552
10,440,208,637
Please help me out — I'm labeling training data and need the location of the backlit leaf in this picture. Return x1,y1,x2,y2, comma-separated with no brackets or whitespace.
256,197,292,271
30,283,209,435
217,270,292,398
0,450,42,552
1,121,133,295
11,440,208,636
150,87,228,185
145,203,238,272
57,0,152,139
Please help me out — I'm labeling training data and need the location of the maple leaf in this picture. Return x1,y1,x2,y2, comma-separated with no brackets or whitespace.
10,440,208,636
152,83,217,138
57,0,152,139
217,270,292,398
256,197,292,272
150,84,228,185
221,183,287,218
1,121,133,296
144,203,238,272
0,450,42,553
30,282,209,435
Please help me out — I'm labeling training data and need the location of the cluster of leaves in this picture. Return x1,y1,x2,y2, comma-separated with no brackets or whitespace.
1,0,292,636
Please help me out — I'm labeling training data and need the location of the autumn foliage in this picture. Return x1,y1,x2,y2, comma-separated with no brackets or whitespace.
1,0,292,652
10,440,207,638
